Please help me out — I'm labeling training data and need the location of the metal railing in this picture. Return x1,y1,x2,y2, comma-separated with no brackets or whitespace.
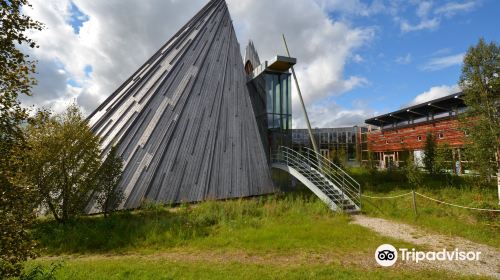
271,146,361,211
302,147,361,209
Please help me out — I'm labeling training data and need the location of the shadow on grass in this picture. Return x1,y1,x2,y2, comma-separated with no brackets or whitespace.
33,191,331,255
34,207,208,254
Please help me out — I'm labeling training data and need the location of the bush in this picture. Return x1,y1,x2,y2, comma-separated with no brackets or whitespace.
405,154,423,189
21,262,62,280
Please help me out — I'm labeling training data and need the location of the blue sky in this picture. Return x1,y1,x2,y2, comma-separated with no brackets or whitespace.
24,0,499,127
67,1,88,34
335,0,499,114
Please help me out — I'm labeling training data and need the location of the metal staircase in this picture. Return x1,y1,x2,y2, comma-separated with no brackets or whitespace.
271,146,361,213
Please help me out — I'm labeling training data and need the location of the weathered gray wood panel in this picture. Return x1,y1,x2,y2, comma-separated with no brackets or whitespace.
244,40,260,69
87,0,275,211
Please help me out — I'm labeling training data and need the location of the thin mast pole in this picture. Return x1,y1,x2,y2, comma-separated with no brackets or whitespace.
282,34,320,156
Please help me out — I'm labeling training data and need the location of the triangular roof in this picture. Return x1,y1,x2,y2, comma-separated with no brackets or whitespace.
244,40,261,70
87,0,274,210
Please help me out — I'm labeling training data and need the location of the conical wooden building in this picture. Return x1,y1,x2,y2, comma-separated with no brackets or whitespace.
87,0,274,210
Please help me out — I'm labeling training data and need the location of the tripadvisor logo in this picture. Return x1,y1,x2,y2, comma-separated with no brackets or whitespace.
375,244,398,266
375,244,482,267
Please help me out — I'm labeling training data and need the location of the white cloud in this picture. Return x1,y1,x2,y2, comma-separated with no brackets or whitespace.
408,84,461,106
313,0,386,17
435,1,478,17
397,0,478,33
399,17,440,33
22,0,374,128
397,1,439,32
226,0,374,128
395,53,412,64
421,53,464,71
431,47,452,56
416,1,433,18
24,0,206,114
352,54,364,63
294,101,374,128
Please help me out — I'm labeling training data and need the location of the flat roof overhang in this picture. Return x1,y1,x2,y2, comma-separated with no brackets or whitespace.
365,92,465,127
267,55,296,72
248,56,296,79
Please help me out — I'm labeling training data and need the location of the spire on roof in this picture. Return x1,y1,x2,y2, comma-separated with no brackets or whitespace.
244,40,261,74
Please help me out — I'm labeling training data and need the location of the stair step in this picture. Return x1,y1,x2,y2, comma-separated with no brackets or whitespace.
276,153,361,214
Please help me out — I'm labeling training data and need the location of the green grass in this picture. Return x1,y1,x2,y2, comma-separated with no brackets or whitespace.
350,168,499,248
29,172,498,279
34,192,413,255
26,258,487,280
32,192,449,279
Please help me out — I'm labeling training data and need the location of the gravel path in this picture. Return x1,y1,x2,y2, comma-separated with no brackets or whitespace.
351,215,500,278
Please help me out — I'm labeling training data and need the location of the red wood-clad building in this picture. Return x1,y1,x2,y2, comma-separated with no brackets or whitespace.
364,93,467,171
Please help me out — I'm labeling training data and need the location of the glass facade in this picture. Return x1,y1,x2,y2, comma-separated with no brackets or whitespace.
265,73,292,131
264,72,292,154
292,126,367,166
246,59,293,160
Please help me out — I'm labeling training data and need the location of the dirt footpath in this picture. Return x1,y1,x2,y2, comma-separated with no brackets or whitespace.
351,215,500,279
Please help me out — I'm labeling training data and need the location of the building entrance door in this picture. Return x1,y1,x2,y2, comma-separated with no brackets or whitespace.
383,154,395,169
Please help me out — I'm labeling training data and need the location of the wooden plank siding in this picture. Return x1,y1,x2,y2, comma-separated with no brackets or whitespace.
367,118,466,152
86,0,275,212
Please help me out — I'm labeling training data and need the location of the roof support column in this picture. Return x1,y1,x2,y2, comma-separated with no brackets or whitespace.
281,34,320,156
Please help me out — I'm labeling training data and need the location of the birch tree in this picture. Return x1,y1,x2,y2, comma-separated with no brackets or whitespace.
459,38,500,203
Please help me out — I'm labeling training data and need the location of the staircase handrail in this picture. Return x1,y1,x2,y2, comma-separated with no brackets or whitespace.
271,147,347,208
272,146,360,208
302,147,360,188
279,146,359,205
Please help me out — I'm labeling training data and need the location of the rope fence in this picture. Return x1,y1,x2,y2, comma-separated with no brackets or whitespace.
413,192,500,212
361,191,500,212
361,192,413,199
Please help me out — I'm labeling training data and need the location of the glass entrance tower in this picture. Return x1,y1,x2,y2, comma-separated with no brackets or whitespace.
246,54,296,160
266,73,292,131
265,71,292,152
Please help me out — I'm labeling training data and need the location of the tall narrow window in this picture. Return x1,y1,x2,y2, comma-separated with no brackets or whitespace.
266,74,273,113
287,74,292,129
274,75,280,116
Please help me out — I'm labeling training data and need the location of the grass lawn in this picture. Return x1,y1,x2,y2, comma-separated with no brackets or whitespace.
34,193,415,255
26,169,498,279
27,257,487,280
351,168,499,248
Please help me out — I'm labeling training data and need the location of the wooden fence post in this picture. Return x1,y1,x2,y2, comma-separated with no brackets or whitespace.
412,189,418,218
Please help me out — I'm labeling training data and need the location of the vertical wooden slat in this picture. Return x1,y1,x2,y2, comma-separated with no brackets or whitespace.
86,0,274,213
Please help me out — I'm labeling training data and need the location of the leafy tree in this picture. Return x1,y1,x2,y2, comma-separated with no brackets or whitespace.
423,132,437,174
435,143,455,186
95,145,124,218
365,150,378,174
0,142,38,278
435,143,453,174
331,148,347,168
0,0,43,277
22,105,102,223
458,38,499,201
405,152,423,189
